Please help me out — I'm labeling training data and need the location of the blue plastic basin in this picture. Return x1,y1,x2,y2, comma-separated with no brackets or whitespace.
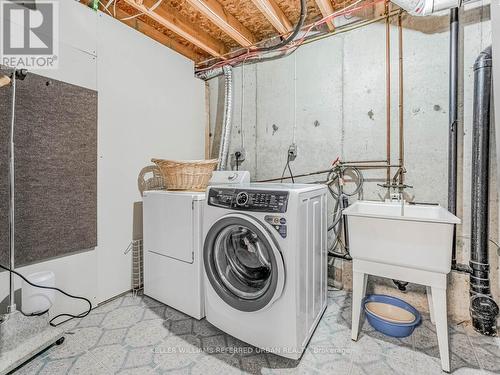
363,294,421,338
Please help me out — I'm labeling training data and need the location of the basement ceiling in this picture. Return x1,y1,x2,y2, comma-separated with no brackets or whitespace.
82,0,370,65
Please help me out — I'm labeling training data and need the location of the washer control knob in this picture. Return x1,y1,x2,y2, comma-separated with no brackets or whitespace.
236,192,249,206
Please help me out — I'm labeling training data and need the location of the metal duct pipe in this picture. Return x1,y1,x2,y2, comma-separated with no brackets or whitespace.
448,8,459,267
197,67,223,81
217,66,233,171
469,46,499,336
391,0,480,16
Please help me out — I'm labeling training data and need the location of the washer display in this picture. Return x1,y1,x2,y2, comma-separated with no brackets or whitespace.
208,188,289,213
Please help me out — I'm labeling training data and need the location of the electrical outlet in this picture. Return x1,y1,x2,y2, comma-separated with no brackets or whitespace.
288,143,297,161
233,147,246,162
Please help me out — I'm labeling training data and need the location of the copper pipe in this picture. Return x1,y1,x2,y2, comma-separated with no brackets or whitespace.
385,0,392,185
398,11,405,185
257,165,402,183
342,159,388,164
257,169,332,182
354,164,400,169
299,11,399,47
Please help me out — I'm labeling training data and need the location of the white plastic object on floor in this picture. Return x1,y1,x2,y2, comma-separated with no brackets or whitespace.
21,271,56,315
344,201,460,373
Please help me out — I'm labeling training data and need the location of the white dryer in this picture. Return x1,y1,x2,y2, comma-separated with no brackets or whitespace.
143,171,249,319
203,183,328,359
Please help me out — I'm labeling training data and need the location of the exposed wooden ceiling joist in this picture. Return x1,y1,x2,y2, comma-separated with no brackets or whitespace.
250,0,293,35
114,7,203,61
123,0,228,57
185,0,256,47
314,0,335,31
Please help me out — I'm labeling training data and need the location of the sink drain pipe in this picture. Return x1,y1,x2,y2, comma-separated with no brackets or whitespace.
447,9,472,274
217,66,233,171
448,9,460,269
469,46,499,336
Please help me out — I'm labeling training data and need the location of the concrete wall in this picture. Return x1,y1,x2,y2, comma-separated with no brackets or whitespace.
0,0,205,318
208,1,496,322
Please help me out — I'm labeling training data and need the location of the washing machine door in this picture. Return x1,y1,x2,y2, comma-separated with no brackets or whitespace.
204,213,285,312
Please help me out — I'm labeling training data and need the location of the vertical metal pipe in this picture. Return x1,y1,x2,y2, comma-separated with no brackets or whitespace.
398,12,404,185
385,1,391,185
469,46,498,336
449,8,459,267
217,65,233,171
8,70,16,313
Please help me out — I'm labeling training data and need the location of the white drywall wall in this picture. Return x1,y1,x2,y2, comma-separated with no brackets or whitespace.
96,11,205,301
0,0,205,318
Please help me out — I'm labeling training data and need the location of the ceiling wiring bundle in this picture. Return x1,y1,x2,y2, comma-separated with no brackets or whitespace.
196,0,384,73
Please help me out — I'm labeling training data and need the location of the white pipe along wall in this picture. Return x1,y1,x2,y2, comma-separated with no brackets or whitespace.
0,0,205,319
207,0,495,322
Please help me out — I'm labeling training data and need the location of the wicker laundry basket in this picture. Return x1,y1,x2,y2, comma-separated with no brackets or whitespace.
137,165,165,196
151,158,218,192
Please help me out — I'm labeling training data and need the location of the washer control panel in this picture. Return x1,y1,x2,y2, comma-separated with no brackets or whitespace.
208,188,289,213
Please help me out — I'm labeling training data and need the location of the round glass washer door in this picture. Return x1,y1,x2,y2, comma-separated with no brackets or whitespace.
204,214,285,312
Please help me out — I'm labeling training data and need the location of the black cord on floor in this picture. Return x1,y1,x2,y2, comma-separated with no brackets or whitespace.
0,263,92,327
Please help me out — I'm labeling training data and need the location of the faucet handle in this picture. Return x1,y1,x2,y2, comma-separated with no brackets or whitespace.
377,183,413,190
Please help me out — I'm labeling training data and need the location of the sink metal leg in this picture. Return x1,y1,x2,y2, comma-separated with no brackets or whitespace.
431,286,450,373
426,286,435,324
351,270,367,341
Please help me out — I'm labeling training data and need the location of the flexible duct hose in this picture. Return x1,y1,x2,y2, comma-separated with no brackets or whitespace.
217,66,233,171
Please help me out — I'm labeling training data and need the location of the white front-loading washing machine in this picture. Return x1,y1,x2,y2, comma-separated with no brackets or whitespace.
143,171,250,320
203,183,328,359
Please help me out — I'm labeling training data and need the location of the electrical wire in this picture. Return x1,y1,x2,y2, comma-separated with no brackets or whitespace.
118,0,164,21
280,154,295,183
287,161,295,183
104,0,115,10
196,0,379,73
98,1,113,15
0,263,92,327
258,0,307,52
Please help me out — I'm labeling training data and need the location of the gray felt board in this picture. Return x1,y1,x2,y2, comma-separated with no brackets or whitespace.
0,69,97,267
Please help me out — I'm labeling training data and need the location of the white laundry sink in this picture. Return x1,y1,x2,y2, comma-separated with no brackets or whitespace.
343,201,460,273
